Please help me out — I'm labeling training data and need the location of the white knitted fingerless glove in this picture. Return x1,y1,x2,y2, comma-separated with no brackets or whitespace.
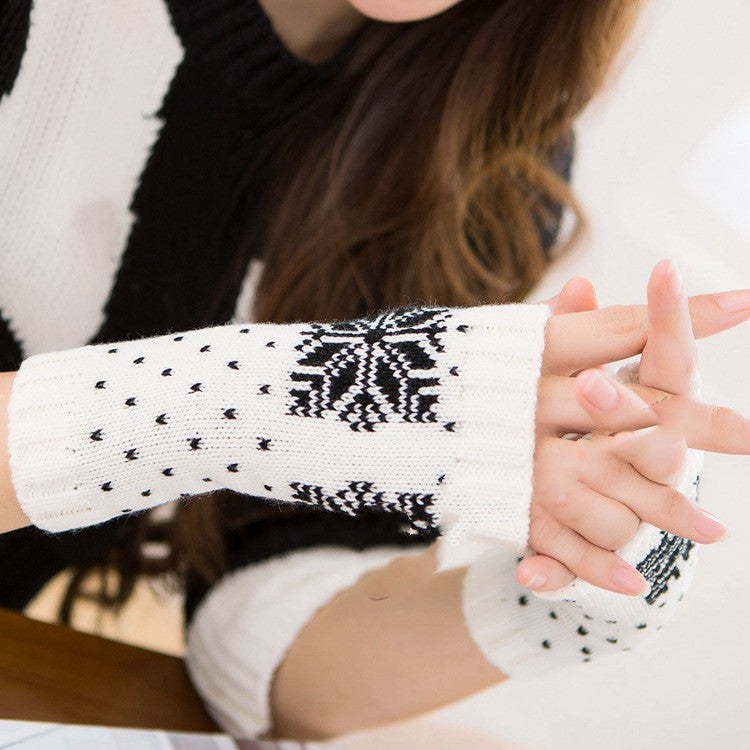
462,357,705,675
6,304,549,548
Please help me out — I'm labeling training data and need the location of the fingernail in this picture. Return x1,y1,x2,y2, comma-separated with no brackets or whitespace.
611,566,649,596
582,370,618,410
527,574,548,589
666,259,683,298
694,509,728,541
715,289,750,312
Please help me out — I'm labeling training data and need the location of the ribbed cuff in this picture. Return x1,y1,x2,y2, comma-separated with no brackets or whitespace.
436,303,550,550
186,544,428,739
7,347,97,529
462,547,654,678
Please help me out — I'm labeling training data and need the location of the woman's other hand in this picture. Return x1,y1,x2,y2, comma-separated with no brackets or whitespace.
519,261,744,594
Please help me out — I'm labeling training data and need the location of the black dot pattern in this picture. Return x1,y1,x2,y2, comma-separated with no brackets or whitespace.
467,444,703,674
71,306,479,535
22,304,554,552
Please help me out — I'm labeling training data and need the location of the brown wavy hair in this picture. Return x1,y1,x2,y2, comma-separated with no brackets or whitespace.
60,0,642,621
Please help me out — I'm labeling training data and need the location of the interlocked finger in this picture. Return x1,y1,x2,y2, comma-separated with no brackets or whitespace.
538,479,641,551
653,398,750,455
542,287,750,377
527,508,649,596
609,425,688,485
638,259,699,397
536,371,663,435
576,378,750,456
574,433,726,544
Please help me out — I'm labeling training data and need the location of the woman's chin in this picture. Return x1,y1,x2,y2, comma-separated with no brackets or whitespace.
347,0,461,23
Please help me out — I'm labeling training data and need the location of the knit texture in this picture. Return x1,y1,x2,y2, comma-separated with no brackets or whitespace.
462,446,702,677
0,1,572,600
462,358,705,676
186,543,428,739
7,303,550,548
0,0,31,100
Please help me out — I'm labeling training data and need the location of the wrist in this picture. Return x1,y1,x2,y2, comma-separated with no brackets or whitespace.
0,371,31,532
433,302,551,549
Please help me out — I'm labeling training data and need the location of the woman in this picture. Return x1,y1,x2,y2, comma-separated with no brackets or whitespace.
0,0,746,741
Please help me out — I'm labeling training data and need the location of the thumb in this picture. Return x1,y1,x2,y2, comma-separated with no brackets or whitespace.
541,291,563,314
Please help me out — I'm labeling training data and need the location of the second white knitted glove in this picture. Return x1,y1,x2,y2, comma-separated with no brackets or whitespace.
462,355,705,676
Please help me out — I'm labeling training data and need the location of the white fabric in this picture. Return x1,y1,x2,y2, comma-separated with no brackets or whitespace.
462,345,706,678
6,303,550,550
186,544,428,739
0,1,182,356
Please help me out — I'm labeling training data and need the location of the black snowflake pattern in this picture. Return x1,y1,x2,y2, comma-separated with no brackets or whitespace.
635,472,700,605
288,307,451,432
289,480,436,534
636,531,694,605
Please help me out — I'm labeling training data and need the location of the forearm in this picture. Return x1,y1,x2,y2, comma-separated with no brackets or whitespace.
271,445,703,740
0,372,30,533
268,545,506,741
4,305,549,547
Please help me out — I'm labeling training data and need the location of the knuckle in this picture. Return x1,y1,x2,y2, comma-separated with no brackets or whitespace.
573,542,596,573
610,516,641,551
552,490,571,512
672,356,698,386
551,488,584,526
528,511,556,549
606,456,633,491
663,486,686,520
603,304,643,338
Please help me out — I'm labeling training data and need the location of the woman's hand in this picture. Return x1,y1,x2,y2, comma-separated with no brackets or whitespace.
519,260,746,595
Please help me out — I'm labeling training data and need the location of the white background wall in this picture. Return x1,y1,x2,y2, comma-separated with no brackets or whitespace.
430,1,750,748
